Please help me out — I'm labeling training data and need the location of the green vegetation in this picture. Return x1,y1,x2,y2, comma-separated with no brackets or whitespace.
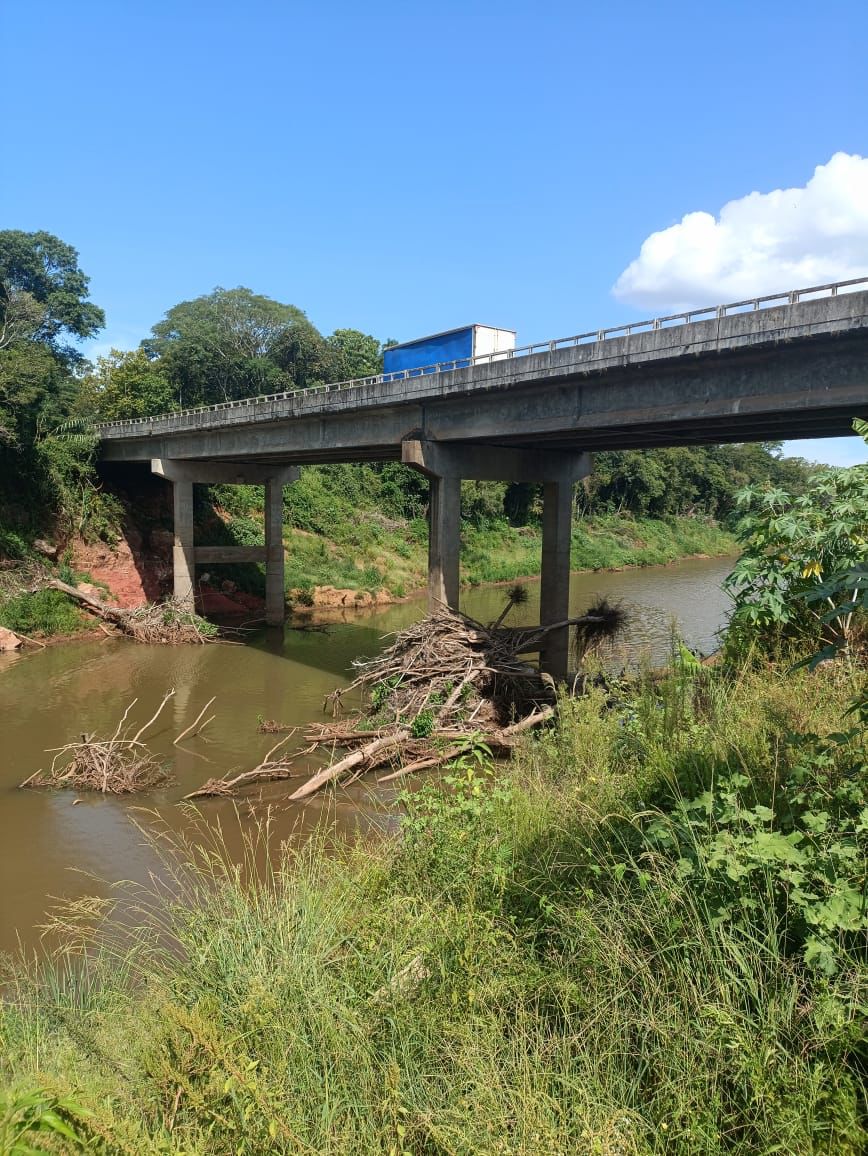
0,1085,91,1153
1,422,866,1151
78,349,175,421
208,472,737,601
0,588,84,637
725,445,868,661
206,461,740,602
0,231,119,548
130,287,389,412
1,661,864,1152
203,441,819,600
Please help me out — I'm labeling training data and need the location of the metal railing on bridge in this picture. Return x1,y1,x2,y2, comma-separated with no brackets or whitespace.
96,275,868,433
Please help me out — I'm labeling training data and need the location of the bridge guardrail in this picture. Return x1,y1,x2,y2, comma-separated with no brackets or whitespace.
96,275,868,433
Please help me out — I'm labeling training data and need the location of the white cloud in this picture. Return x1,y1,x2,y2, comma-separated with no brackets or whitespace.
613,153,868,311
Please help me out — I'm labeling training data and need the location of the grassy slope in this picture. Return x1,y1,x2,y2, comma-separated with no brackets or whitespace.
215,487,737,600
1,664,864,1153
210,470,737,602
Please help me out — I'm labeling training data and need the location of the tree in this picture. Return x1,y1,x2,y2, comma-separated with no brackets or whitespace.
270,317,332,389
0,231,110,538
0,231,104,450
77,348,175,421
578,445,814,520
0,230,104,364
0,343,64,448
143,287,322,406
325,329,384,381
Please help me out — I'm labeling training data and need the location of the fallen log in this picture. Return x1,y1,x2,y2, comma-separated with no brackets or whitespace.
183,735,312,799
0,626,24,651
289,729,411,801
47,580,217,644
376,706,555,785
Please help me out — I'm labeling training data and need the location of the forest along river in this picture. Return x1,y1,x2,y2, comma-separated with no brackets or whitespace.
0,554,734,955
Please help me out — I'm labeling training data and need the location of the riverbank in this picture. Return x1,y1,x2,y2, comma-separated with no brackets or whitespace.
282,512,737,605
2,661,864,1152
0,513,737,636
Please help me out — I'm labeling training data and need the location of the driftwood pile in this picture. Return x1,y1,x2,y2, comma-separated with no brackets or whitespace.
48,579,217,644
186,596,625,802
20,691,176,794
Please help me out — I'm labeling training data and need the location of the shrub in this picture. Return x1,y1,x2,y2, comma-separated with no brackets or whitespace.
209,483,261,519
0,588,82,636
0,528,29,561
725,461,868,658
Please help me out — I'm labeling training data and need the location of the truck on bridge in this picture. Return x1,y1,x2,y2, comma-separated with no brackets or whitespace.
383,324,516,378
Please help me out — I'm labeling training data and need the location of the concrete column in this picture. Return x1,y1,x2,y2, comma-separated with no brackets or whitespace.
172,480,195,611
540,477,574,681
428,474,461,610
264,479,286,626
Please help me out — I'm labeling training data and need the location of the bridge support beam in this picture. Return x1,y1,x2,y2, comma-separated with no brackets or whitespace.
540,478,575,682
264,478,286,626
428,474,461,610
173,479,195,613
152,459,298,624
402,440,591,679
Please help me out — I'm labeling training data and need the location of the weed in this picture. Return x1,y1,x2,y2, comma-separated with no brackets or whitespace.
0,588,83,636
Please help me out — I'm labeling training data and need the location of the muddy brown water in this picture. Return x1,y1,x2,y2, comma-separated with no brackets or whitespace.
0,555,735,955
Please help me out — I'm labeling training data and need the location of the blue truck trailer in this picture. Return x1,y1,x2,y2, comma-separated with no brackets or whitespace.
382,324,516,379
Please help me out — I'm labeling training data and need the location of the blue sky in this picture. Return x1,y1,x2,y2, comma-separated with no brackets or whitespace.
3,0,867,465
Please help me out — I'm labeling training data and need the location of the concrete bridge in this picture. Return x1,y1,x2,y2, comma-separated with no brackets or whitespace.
98,278,868,678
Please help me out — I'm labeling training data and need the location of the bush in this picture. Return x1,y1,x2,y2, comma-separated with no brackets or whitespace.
725,462,868,659
0,588,82,636
209,483,262,519
35,433,122,543
0,528,29,561
225,515,263,546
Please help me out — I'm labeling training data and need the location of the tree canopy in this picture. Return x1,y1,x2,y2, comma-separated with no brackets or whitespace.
0,230,104,449
142,287,328,407
77,349,174,422
0,230,104,363
0,230,108,536
326,329,385,381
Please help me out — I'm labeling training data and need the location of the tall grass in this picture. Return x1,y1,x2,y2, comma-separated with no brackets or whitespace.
1,665,864,1153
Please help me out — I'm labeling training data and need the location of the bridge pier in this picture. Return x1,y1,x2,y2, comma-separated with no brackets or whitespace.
264,478,286,626
172,478,195,611
402,440,590,680
428,474,461,610
540,478,575,682
152,460,298,625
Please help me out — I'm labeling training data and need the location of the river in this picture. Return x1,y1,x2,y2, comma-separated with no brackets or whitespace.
0,554,735,956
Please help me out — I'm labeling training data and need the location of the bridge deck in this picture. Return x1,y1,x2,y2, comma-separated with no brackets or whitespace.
98,280,868,463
